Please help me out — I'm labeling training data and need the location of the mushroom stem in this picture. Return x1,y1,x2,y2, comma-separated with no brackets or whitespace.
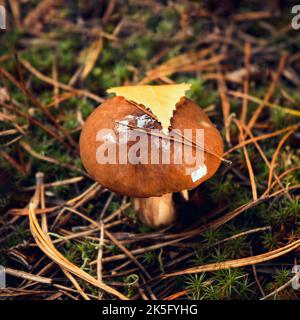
133,193,176,228
132,190,189,228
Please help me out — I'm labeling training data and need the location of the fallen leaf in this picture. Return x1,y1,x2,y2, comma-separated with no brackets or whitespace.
107,83,191,129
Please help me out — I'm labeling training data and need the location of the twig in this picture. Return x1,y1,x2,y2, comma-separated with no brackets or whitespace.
6,268,52,284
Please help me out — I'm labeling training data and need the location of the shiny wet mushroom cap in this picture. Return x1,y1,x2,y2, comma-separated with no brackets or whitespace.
79,96,224,227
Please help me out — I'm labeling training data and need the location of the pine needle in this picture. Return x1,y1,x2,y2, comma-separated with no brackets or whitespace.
28,203,129,300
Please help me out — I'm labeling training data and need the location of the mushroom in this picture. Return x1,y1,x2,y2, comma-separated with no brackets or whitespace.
79,96,224,227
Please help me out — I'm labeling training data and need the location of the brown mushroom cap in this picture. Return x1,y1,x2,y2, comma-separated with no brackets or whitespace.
79,96,224,197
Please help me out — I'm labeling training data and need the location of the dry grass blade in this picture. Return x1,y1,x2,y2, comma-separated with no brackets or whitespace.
241,42,251,125
62,269,90,300
163,185,300,245
163,289,189,300
266,129,295,194
36,173,88,301
269,165,300,191
105,230,152,281
217,70,231,144
20,141,88,177
102,0,116,25
246,52,288,131
23,0,57,30
241,123,290,199
0,99,64,144
232,11,271,21
20,59,103,103
23,176,84,191
139,47,222,84
228,91,300,118
163,239,300,278
94,186,299,265
15,54,78,150
8,0,22,30
9,206,58,216
224,123,300,156
261,269,300,300
0,288,52,298
80,36,103,81
103,202,131,223
97,221,105,299
0,150,27,174
234,119,257,200
28,204,129,300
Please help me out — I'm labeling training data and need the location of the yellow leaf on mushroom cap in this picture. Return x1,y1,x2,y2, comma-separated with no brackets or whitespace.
107,83,191,130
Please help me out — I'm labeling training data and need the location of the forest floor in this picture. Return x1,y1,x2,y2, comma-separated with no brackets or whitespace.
0,0,300,300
